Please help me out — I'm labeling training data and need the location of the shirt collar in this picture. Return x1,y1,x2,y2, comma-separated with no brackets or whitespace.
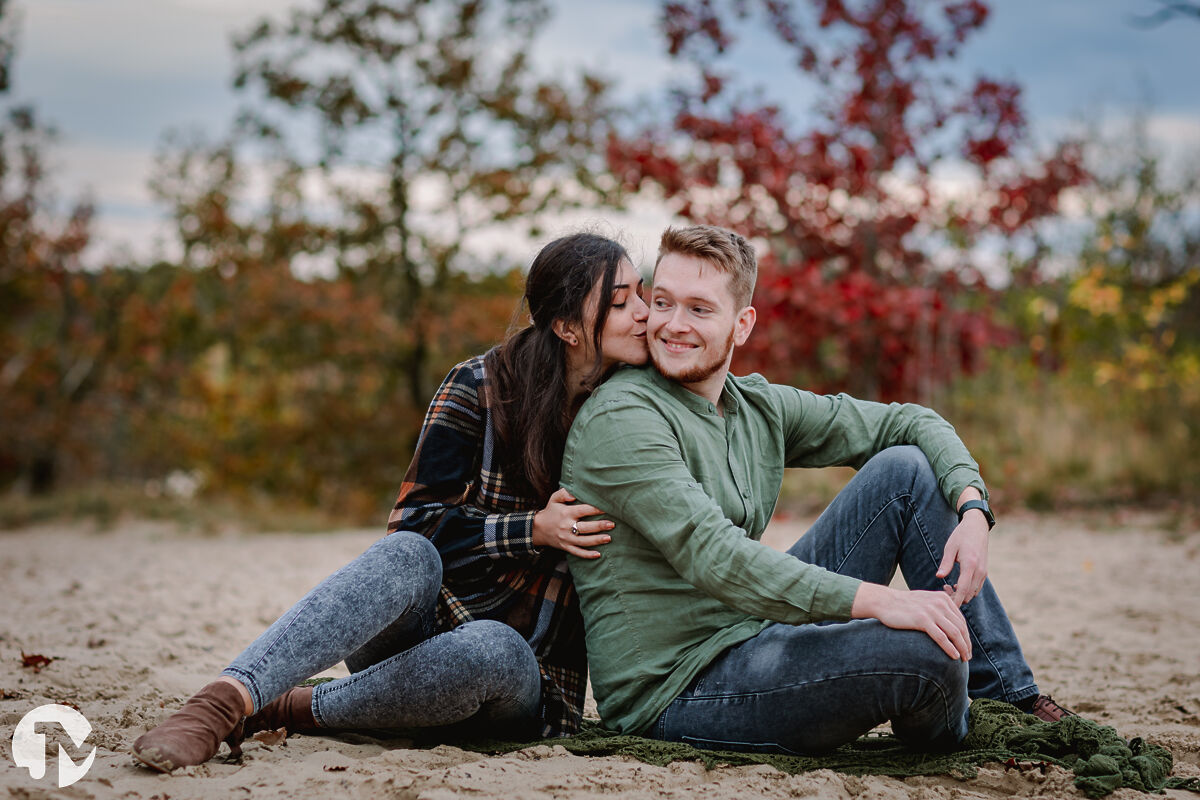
648,369,742,418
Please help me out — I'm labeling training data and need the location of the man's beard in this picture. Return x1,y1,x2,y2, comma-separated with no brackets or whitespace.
650,328,735,385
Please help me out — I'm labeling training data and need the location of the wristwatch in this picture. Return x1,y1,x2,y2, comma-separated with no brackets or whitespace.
957,498,995,530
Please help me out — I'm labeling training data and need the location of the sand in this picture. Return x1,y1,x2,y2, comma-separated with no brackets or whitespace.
1,510,1198,799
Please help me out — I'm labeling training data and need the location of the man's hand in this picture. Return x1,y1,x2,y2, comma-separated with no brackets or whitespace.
937,487,990,606
532,488,613,558
851,582,972,662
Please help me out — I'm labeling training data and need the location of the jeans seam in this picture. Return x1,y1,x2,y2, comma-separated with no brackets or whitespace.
834,492,909,575
1007,686,1040,705
312,623,539,729
311,683,328,727
673,668,946,701
679,733,803,756
235,592,320,711
316,639,425,701
654,699,676,739
908,498,1013,701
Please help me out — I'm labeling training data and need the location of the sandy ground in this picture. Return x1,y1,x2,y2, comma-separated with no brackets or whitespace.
1,511,1198,800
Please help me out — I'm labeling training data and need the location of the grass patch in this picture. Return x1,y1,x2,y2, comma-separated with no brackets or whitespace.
773,363,1198,517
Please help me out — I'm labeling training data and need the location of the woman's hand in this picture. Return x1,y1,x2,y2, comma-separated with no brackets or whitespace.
532,488,614,558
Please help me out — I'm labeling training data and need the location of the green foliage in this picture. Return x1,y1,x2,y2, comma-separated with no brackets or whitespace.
0,6,101,494
946,120,1200,507
229,0,619,403
941,361,1198,508
0,0,555,518
3,0,1197,524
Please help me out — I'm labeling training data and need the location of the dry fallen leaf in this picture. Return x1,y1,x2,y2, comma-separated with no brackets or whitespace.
253,728,288,746
21,651,52,672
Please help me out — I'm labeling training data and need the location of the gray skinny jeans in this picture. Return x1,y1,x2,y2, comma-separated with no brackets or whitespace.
221,532,542,737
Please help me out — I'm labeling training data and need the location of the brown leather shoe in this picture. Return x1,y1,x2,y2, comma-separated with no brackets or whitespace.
244,686,317,738
1029,694,1077,722
132,681,247,772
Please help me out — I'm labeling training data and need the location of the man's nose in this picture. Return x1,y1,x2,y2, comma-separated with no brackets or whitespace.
662,306,689,333
632,294,649,321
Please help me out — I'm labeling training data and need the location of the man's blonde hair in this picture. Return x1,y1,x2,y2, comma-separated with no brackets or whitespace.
656,225,757,308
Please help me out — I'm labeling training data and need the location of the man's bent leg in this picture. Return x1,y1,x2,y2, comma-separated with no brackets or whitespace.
653,620,969,754
787,446,1037,705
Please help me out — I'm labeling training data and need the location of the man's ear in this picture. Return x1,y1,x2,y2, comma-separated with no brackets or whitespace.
733,305,756,346
552,319,580,347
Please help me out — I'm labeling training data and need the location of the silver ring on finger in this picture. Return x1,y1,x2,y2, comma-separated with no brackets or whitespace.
571,522,579,536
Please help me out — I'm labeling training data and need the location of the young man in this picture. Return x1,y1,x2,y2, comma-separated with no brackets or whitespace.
561,225,1071,754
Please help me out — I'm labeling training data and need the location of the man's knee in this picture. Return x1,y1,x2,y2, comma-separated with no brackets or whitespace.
867,446,938,493
902,629,970,697
890,630,970,745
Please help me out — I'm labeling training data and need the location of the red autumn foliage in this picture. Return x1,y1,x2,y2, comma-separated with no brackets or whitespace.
612,0,1088,400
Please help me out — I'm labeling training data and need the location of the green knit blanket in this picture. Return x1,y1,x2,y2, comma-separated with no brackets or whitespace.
298,678,1198,798
454,699,1200,798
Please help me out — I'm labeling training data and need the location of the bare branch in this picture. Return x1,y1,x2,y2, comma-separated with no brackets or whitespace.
1129,0,1200,28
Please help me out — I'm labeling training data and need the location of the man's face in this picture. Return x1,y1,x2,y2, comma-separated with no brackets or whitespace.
648,252,753,389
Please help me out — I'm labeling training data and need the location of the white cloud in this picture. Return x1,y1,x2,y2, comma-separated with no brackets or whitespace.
20,0,299,81
1145,114,1200,161
48,141,158,207
86,213,178,268
537,0,685,101
13,0,1200,272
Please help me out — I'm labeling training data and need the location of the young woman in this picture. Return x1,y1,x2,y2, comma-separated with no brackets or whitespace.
132,233,649,772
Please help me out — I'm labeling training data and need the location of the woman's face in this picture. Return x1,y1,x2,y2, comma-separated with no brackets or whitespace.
591,258,650,371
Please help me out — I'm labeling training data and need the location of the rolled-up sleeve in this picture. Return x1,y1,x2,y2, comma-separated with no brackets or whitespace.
777,387,987,506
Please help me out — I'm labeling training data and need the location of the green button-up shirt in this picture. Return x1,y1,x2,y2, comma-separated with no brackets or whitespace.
561,367,986,734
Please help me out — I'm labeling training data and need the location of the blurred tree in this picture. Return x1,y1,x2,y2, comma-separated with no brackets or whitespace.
0,0,102,493
1057,120,1199,392
143,137,522,516
954,116,1200,505
230,0,618,404
610,0,1086,400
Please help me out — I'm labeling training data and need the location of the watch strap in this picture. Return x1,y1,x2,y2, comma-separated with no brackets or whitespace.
957,499,995,530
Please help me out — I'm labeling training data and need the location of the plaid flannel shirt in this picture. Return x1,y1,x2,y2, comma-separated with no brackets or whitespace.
386,354,586,737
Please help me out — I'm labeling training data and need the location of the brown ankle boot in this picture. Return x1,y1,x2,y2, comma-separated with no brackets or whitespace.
131,681,248,772
244,686,317,738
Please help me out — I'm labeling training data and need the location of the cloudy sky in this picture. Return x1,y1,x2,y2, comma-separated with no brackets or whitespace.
8,0,1199,267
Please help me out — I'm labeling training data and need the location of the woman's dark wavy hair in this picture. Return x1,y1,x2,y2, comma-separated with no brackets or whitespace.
485,232,630,504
